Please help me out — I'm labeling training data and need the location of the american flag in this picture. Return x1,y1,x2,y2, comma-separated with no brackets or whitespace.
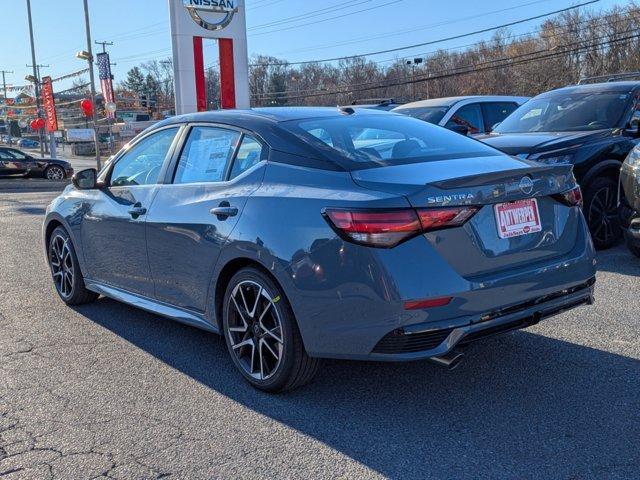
96,52,115,118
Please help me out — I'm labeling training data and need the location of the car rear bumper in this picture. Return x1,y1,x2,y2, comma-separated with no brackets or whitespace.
365,277,594,361
290,213,597,360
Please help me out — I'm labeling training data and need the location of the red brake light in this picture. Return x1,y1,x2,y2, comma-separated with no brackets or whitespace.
554,186,583,207
417,207,478,231
323,206,478,248
323,209,421,247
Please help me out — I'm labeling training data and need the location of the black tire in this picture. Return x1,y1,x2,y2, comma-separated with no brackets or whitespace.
583,177,621,250
222,267,321,392
45,165,66,180
48,226,99,305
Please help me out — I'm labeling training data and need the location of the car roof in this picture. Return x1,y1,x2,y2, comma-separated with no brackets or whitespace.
539,81,640,97
394,96,530,109
151,107,398,172
157,106,391,128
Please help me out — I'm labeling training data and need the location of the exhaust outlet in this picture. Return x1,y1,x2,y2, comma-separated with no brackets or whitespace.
429,350,464,370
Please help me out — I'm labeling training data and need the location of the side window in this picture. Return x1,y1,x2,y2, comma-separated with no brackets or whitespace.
307,127,333,147
482,102,519,131
174,126,240,184
5,149,27,159
229,135,264,180
0,150,12,159
445,103,484,134
110,127,178,187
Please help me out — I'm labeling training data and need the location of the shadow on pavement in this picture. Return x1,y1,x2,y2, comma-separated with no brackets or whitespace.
0,178,68,194
73,297,640,478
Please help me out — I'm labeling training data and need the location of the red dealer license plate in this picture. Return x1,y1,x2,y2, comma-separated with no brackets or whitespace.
494,198,541,239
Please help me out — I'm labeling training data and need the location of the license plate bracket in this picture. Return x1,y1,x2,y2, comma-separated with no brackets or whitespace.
494,198,541,239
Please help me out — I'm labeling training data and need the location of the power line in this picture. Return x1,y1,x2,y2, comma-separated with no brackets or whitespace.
270,0,555,58
251,0,599,65
248,0,370,30
248,0,404,37
254,32,640,101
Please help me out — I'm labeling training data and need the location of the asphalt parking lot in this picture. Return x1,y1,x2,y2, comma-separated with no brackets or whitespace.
0,181,638,479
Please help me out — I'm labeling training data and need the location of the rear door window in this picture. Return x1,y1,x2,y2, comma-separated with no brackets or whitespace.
482,102,519,131
445,103,484,134
173,126,240,184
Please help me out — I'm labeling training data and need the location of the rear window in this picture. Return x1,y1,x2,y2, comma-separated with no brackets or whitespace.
393,106,449,124
279,114,500,168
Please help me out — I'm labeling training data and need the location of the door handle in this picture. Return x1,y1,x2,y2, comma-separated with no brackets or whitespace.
128,205,147,218
210,204,238,220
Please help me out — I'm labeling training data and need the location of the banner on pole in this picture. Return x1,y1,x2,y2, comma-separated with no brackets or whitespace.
41,76,58,132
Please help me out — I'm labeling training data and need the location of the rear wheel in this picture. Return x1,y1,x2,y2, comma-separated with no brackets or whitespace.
48,226,98,305
583,177,621,250
222,267,321,392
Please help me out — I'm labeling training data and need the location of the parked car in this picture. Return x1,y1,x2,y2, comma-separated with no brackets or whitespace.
478,78,640,249
0,147,73,179
43,107,596,392
350,98,405,111
392,96,529,135
17,138,40,149
620,144,640,256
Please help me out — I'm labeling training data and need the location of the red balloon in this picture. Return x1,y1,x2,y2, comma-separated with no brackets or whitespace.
30,119,38,130
36,118,46,130
80,98,93,117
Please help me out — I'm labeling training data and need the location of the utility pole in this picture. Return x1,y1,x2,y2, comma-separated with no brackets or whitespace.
25,0,44,158
95,40,113,54
26,63,52,156
82,0,101,170
1,70,14,145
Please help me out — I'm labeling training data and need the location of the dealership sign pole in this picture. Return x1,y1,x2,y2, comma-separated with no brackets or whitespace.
41,76,58,159
169,0,250,114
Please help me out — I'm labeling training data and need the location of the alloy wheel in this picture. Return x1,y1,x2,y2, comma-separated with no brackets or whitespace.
226,280,284,380
46,166,65,180
50,235,74,298
587,185,618,246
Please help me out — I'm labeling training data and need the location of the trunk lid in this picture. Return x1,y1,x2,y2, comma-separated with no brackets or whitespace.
351,155,581,278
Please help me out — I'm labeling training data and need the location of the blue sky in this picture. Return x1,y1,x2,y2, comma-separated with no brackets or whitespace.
0,0,626,95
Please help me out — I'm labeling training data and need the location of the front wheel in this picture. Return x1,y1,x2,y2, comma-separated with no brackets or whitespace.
48,226,98,305
222,268,321,392
45,165,66,180
583,177,621,250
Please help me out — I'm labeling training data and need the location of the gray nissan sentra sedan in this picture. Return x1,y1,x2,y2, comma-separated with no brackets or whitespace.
43,107,596,392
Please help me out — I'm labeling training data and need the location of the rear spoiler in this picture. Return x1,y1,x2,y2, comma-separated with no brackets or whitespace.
429,164,574,189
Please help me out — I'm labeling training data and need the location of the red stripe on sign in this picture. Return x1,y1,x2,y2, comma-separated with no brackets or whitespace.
219,38,236,109
193,36,206,112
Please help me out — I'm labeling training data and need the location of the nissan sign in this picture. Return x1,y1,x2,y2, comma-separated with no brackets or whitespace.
183,0,238,31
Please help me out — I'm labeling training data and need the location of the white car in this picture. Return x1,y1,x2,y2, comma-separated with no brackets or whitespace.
392,96,529,136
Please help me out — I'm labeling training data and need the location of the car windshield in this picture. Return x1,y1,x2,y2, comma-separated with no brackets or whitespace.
392,106,449,124
495,91,631,133
280,114,500,168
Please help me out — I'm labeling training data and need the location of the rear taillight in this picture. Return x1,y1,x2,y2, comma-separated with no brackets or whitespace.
323,206,478,248
554,186,583,207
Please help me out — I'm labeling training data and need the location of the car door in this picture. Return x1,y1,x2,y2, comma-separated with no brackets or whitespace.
145,124,267,312
481,102,519,132
79,126,181,297
444,103,484,135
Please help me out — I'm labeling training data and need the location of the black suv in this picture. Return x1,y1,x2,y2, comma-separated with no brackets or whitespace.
478,77,640,249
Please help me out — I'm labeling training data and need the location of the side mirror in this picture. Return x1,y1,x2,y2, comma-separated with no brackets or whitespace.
447,124,469,136
72,168,98,190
